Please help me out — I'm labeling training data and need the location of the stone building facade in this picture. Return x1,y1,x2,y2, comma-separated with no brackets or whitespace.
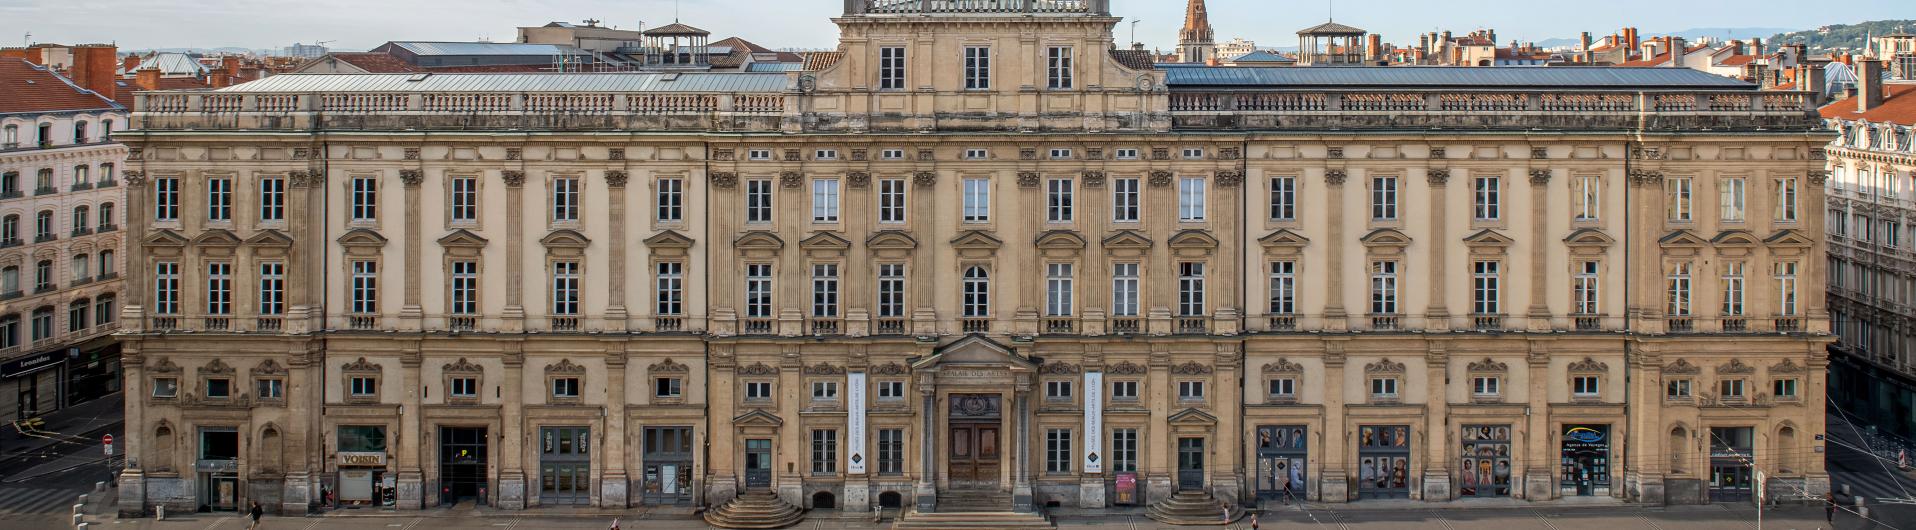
116,0,1832,518
0,57,127,424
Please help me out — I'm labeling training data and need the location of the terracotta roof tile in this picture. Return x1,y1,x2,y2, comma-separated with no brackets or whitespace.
1822,83,1916,126
0,58,121,114
1719,54,1757,66
318,52,421,73
1109,49,1157,70
802,51,844,71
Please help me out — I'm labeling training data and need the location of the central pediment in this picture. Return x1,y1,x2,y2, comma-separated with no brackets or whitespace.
911,334,1034,372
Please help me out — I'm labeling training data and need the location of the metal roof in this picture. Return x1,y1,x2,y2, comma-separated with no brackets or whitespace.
217,73,790,93
1163,67,1758,89
1297,21,1367,35
387,42,588,57
745,62,805,72
143,53,207,76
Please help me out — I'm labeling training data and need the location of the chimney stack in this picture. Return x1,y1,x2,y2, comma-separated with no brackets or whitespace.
1580,32,1594,63
1858,59,1884,112
1366,34,1382,61
122,54,141,73
66,44,118,103
1668,37,1686,66
1625,27,1640,52
135,66,161,91
1750,37,1764,57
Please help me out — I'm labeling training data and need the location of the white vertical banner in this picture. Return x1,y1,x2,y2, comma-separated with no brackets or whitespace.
848,371,868,474
1084,371,1103,473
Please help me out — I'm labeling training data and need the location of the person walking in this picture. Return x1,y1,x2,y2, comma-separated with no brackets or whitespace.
1825,489,1838,523
1281,479,1294,505
246,501,264,529
1251,512,1260,530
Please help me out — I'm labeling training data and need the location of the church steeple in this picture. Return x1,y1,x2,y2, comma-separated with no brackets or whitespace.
1178,0,1216,63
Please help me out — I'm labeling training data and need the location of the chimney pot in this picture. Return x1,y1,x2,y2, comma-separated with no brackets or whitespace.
1858,59,1884,113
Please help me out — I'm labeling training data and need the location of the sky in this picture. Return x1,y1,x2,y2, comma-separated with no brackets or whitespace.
0,0,1907,52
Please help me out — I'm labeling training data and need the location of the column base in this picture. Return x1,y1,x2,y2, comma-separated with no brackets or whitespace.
496,471,527,510
706,474,739,507
396,471,424,510
600,472,629,508
1318,470,1350,503
117,469,147,517
1523,470,1555,501
1420,470,1452,501
1078,476,1105,508
775,476,803,506
1145,474,1174,505
914,481,937,512
1013,481,1034,512
280,472,313,515
843,476,871,513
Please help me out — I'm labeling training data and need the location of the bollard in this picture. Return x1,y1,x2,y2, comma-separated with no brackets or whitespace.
156,505,165,520
77,494,87,505
94,481,105,493
72,513,82,527
1855,496,1868,522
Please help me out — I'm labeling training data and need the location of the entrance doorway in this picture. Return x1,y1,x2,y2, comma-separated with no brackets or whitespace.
1708,426,1754,503
642,426,695,505
1460,425,1512,497
1357,425,1411,499
1176,438,1205,490
744,439,772,490
539,427,590,505
440,427,488,504
949,423,1001,489
1255,426,1307,500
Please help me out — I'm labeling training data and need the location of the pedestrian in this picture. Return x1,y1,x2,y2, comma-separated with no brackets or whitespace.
1281,479,1294,505
247,500,263,529
609,517,621,530
1251,512,1260,530
1825,489,1838,523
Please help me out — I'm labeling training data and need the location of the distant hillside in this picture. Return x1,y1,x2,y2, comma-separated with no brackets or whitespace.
1768,20,1916,54
1668,27,1798,42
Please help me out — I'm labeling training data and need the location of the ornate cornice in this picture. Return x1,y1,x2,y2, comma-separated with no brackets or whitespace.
912,170,937,187
1426,168,1450,186
710,171,737,189
1466,358,1507,372
501,170,525,187
1215,170,1243,187
869,362,910,376
1040,362,1081,375
803,362,846,376
1016,171,1041,188
1567,357,1609,373
1716,359,1755,375
1662,358,1701,375
649,358,689,374
1262,358,1304,374
545,358,586,374
399,169,423,186
1365,358,1406,374
1148,170,1173,187
1172,361,1213,375
846,171,870,189
737,362,779,376
779,171,803,188
604,170,628,188
1106,361,1148,375
341,357,382,373
1081,171,1106,188
443,357,483,374
1325,169,1347,186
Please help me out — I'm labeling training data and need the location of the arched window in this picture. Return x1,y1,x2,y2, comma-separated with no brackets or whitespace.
73,165,88,186
1668,426,1688,474
33,210,52,240
72,206,88,232
29,305,53,341
67,298,88,332
2,124,16,146
98,203,114,229
98,250,114,278
93,293,115,325
73,121,88,144
0,265,18,293
33,260,52,290
35,168,51,192
71,253,89,281
962,266,990,317
1776,426,1797,474
1,214,18,242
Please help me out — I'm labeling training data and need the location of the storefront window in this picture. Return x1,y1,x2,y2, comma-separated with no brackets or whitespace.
1560,424,1611,496
1256,425,1307,500
1357,425,1410,498
339,425,388,453
1460,425,1512,497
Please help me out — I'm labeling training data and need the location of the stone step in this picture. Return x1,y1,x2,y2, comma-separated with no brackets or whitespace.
704,493,806,529
1145,490,1239,526
892,509,1054,530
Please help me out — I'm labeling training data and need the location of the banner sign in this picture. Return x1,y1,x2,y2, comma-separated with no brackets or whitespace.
1084,371,1103,473
847,371,867,474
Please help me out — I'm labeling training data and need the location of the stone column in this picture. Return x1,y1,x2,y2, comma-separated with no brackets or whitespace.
501,170,527,331
1527,168,1553,330
1420,342,1451,501
1319,339,1350,502
1523,340,1554,500
1625,349,1667,504
400,169,423,329
280,348,319,514
1013,382,1033,512
604,171,630,331
601,345,629,507
1425,168,1451,331
396,344,425,508
117,341,147,517
915,375,938,511
497,342,527,509
1322,168,1349,331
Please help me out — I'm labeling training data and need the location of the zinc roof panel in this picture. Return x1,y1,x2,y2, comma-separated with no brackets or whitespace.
390,42,588,57
1163,66,1755,89
217,73,791,93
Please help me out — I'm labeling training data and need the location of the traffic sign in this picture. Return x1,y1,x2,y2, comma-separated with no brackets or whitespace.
102,434,113,445
104,434,114,457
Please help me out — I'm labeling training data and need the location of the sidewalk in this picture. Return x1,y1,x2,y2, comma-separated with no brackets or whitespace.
0,392,122,461
313,500,700,520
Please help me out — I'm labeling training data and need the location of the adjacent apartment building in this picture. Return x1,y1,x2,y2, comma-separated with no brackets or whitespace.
0,55,127,422
1824,60,1916,438
114,0,1833,521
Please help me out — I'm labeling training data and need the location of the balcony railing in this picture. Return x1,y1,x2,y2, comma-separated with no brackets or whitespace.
1370,315,1401,331
550,316,580,332
255,317,282,332
1774,317,1804,332
1109,317,1141,334
960,318,991,333
1043,317,1077,334
741,318,774,334
1471,315,1504,330
655,316,683,332
136,89,793,133
853,0,1103,15
810,318,840,335
150,316,178,330
348,315,378,330
1666,317,1695,333
874,317,907,335
1266,315,1297,331
448,316,477,331
1573,315,1604,331
1720,317,1748,333
1169,89,1814,115
1175,317,1208,334
203,317,230,330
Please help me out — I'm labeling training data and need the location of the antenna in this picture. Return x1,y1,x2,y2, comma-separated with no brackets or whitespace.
1328,0,1333,22
675,0,681,23
1130,20,1140,48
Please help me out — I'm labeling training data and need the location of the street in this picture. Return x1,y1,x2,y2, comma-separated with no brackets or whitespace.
0,394,124,528
1826,410,1916,527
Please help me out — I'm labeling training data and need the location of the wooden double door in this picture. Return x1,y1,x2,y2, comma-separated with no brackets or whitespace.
948,422,1001,488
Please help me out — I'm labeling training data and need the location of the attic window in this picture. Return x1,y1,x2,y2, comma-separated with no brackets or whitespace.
406,73,431,82
660,73,681,82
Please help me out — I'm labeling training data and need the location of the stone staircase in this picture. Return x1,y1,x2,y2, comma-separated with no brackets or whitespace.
703,491,805,529
1144,489,1239,526
890,490,1052,530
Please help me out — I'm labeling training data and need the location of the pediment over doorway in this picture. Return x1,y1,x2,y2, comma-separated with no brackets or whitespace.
911,334,1034,372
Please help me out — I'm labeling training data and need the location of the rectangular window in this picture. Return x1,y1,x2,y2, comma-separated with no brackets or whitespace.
1269,176,1296,221
1773,379,1798,398
1573,261,1600,315
552,261,580,315
1182,148,1205,159
258,262,284,315
1572,376,1600,397
1269,261,1296,315
1049,148,1072,160
1178,177,1206,221
351,260,377,314
1111,428,1138,473
1113,177,1140,222
881,149,904,160
877,380,906,400
1268,378,1296,399
963,46,991,90
811,263,838,317
1667,178,1692,221
1047,178,1073,222
1667,262,1692,316
1719,177,1746,221
350,176,376,221
258,378,285,399
814,149,838,160
1115,148,1139,160
207,177,232,221
878,429,905,474
812,429,838,473
745,264,773,318
811,179,839,222
1045,380,1072,400
1046,46,1073,89
1472,261,1500,315
155,177,179,221
450,377,477,398
1178,380,1205,400
206,262,231,315
1666,379,1692,399
745,381,773,400
450,176,477,222
964,148,988,160
655,377,683,398
877,264,905,318
1721,262,1745,316
1370,377,1399,398
1775,178,1798,221
1371,176,1398,220
879,46,907,89
657,177,683,222
350,376,377,397
1371,260,1398,314
1178,262,1205,316
811,380,839,400
746,179,773,223
152,377,178,398
1574,175,1600,220
1112,263,1139,317
1111,380,1139,400
1472,376,1500,396
1045,429,1072,473
154,261,180,314
1775,262,1799,316
257,177,286,222
1045,263,1073,316
552,176,580,222
1473,176,1500,220
552,377,580,398
878,178,907,223
450,260,478,315
748,149,772,161
657,262,684,316
962,178,990,222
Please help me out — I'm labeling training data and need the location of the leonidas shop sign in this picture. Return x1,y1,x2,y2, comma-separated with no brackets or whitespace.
338,452,387,466
1,350,65,378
